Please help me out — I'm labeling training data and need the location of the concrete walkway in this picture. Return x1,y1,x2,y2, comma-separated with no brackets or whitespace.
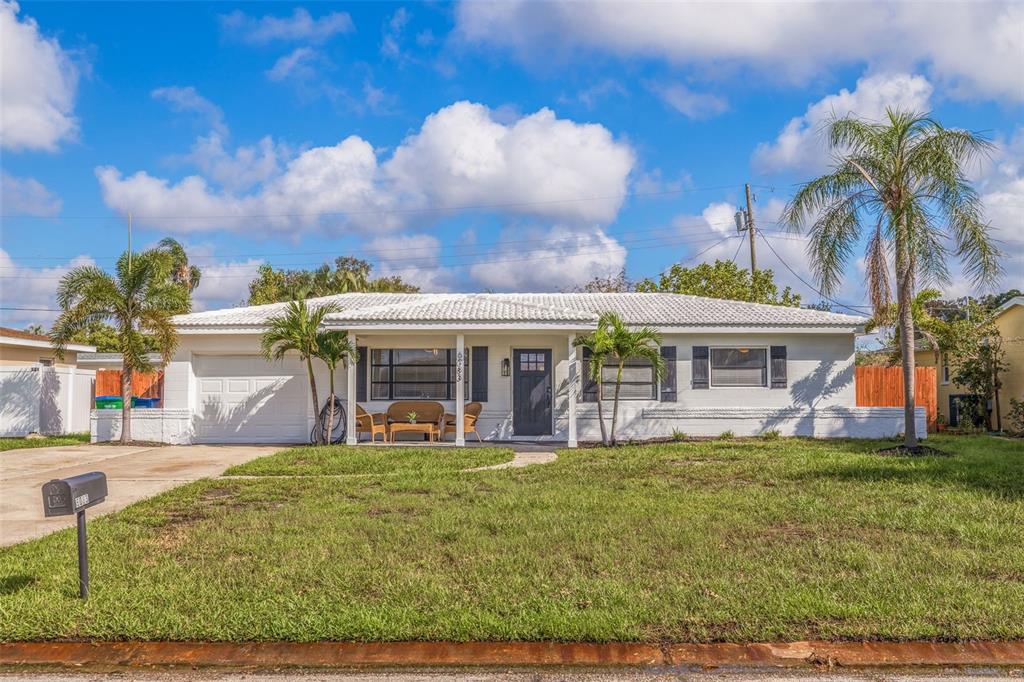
466,450,558,471
0,443,283,546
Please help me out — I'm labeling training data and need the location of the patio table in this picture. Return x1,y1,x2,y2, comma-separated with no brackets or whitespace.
389,422,438,443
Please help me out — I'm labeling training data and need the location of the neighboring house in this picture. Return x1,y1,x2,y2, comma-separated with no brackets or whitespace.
77,352,162,371
0,327,95,436
917,296,1024,428
91,293,926,444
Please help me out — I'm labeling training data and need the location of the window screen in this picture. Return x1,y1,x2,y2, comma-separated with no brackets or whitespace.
710,348,767,387
600,357,656,400
369,349,467,400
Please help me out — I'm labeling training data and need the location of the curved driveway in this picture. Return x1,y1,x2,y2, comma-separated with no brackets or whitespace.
1,444,282,547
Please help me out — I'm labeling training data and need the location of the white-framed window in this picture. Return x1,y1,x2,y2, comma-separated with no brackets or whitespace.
369,348,468,400
710,347,768,388
599,356,657,400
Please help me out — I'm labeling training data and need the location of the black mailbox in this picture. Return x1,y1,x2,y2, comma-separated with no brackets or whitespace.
42,472,108,517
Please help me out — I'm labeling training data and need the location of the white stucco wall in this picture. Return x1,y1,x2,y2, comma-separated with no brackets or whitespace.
0,365,95,436
92,408,192,444
105,327,923,444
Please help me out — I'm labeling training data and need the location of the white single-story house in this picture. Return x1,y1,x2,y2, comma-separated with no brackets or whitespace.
1,327,95,436
91,293,926,445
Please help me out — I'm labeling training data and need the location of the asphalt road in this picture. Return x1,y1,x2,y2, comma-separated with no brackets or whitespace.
1,668,1021,681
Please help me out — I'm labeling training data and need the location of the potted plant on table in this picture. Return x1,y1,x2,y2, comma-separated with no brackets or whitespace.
407,411,418,424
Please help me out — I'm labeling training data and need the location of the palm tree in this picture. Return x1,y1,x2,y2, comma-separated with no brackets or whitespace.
314,330,359,444
51,250,190,444
156,238,202,292
575,322,613,446
582,312,665,446
261,298,340,444
784,109,1000,451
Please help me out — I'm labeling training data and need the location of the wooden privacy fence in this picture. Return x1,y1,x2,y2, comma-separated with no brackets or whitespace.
855,366,937,431
94,369,163,399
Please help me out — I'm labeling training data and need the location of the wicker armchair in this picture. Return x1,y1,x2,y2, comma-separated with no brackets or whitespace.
356,405,388,443
443,402,483,442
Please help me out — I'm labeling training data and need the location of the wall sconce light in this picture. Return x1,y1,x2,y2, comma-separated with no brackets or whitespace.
501,358,511,377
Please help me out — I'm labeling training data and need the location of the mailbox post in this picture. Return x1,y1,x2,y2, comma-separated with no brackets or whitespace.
41,472,107,599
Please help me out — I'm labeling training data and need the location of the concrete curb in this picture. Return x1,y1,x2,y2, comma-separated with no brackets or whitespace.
2,640,1024,669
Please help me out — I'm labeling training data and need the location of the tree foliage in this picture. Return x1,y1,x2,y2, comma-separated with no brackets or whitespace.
635,259,801,307
571,269,633,293
260,298,341,444
784,108,999,450
156,238,202,292
576,312,664,446
50,249,191,443
248,257,419,305
945,306,1008,431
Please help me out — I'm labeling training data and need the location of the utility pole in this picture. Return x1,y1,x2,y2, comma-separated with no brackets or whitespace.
127,211,133,272
744,184,757,277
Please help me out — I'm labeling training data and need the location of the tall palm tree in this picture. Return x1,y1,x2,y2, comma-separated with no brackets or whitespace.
582,312,665,446
51,250,190,444
314,330,359,444
261,298,340,444
156,237,202,293
575,322,613,446
784,109,1000,451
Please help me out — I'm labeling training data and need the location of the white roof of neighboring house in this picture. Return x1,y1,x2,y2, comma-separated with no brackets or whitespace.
0,327,94,353
172,293,867,331
77,352,163,365
996,296,1024,315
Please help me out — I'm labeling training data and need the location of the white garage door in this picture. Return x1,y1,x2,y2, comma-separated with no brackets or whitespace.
193,355,309,444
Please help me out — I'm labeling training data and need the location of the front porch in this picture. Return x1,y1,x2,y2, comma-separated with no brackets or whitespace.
338,330,581,447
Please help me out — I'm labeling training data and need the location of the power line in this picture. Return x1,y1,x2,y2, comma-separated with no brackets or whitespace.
0,183,778,221
0,233,745,281
730,231,747,264
3,216,783,265
755,230,871,316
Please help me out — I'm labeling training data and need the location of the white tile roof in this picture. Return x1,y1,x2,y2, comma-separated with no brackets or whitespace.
173,292,866,329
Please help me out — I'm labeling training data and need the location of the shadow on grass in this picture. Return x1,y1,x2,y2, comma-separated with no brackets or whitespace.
0,574,36,595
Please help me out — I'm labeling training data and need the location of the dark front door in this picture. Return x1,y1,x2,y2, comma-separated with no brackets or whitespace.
513,349,552,436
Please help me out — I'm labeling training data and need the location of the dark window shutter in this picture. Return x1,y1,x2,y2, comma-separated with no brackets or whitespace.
471,346,488,402
580,347,598,403
770,345,787,388
660,346,677,402
692,346,709,389
356,346,367,401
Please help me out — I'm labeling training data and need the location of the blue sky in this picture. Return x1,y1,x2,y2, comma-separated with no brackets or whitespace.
1,1,1022,329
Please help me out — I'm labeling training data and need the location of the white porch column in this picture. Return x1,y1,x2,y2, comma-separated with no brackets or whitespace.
567,334,578,448
346,331,358,445
455,333,465,446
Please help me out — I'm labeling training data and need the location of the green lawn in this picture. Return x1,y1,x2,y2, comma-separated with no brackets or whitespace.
224,444,512,476
1,435,1022,642
0,433,89,452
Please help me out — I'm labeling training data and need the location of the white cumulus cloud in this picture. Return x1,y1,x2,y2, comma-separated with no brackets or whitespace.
220,7,353,44
385,101,635,226
1,172,61,216
364,233,457,292
95,101,635,236
0,249,95,328
456,1,1023,101
151,86,228,136
753,73,934,174
0,0,80,151
648,82,728,120
469,227,627,291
